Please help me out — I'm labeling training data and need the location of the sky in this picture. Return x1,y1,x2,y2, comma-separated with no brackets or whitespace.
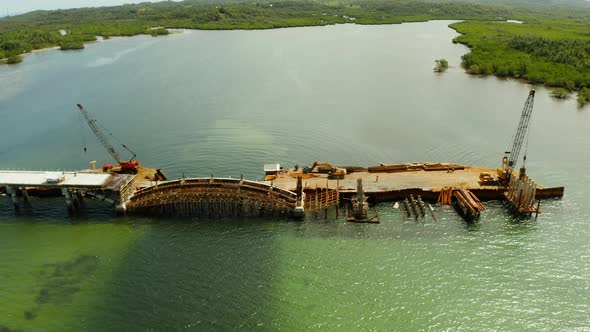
0,0,177,16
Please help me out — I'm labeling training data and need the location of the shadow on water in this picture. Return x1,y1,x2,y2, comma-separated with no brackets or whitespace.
87,219,281,331
0,197,120,225
0,325,23,332
24,255,101,322
463,221,482,232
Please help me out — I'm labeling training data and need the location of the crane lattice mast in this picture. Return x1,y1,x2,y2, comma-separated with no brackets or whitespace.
499,89,535,184
507,89,535,170
77,103,125,164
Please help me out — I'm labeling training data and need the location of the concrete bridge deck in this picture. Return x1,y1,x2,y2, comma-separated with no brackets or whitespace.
0,170,134,190
0,170,135,211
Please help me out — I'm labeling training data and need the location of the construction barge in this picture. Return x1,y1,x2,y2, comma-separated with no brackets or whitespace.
267,162,563,203
264,161,563,221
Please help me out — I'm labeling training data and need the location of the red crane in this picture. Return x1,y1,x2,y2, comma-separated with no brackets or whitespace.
76,104,140,174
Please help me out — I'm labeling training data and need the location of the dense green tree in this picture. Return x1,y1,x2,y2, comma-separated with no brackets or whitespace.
509,36,590,71
577,88,590,105
452,19,590,91
149,28,170,36
434,59,449,72
7,54,22,64
59,38,85,50
550,88,570,99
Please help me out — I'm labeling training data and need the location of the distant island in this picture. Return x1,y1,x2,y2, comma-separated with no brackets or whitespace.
434,59,449,72
2,0,590,101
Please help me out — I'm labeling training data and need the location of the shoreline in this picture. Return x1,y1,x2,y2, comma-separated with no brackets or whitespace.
28,45,61,55
0,45,60,64
2,20,582,99
0,28,189,64
0,20,454,65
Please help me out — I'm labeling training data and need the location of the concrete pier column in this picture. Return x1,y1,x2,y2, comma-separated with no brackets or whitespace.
71,190,84,208
5,185,18,208
357,178,365,211
62,188,75,212
76,190,84,203
296,177,303,199
294,177,305,219
294,201,305,219
20,187,30,203
115,202,127,214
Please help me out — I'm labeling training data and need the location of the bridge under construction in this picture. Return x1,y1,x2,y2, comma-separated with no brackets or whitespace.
0,161,563,221
0,90,567,221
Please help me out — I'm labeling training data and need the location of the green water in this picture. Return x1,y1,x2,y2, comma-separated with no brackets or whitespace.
1,21,589,331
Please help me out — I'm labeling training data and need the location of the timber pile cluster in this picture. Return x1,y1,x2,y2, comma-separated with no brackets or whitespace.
437,187,454,205
399,194,438,222
400,195,424,219
453,189,486,213
341,163,466,174
366,163,465,173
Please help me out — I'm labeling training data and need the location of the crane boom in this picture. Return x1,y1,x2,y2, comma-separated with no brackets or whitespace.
77,104,123,162
498,89,535,185
507,89,535,169
76,104,139,172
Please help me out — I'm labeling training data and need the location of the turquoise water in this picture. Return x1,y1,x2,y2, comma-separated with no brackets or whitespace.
1,21,589,331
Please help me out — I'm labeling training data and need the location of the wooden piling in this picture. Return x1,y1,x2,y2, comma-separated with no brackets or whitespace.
313,185,317,219
409,195,419,219
427,203,437,222
399,202,408,222
403,199,413,219
417,195,426,217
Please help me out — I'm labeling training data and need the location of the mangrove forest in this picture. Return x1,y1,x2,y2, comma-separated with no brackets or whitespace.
2,0,590,98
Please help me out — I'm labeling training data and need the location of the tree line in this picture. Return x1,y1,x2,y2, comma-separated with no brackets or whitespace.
1,0,510,62
451,18,590,96
3,0,590,102
509,36,590,71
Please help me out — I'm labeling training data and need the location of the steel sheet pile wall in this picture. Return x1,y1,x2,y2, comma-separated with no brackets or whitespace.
505,174,538,215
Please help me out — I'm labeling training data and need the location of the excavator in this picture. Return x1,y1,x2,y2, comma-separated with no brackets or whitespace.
310,161,346,179
76,103,140,174
496,89,536,186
